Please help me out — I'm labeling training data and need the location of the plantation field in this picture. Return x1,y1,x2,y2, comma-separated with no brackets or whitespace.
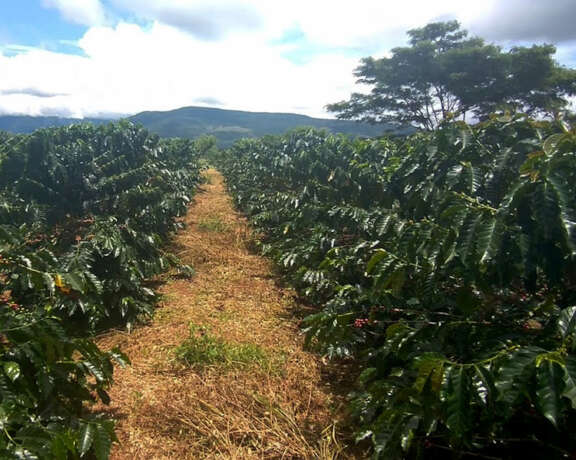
2,115,576,459
0,123,361,459
219,116,576,458
0,123,202,458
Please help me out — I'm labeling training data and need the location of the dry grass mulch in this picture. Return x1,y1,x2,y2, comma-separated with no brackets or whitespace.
96,169,363,459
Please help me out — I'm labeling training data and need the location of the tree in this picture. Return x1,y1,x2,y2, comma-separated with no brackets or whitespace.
327,21,576,130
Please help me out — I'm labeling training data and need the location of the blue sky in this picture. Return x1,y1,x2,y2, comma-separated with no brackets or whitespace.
1,2,82,53
0,0,575,118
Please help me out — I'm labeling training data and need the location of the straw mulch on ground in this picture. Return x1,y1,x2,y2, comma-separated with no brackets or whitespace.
96,169,363,459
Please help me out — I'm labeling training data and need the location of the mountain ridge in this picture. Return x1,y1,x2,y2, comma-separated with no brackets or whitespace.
0,106,402,145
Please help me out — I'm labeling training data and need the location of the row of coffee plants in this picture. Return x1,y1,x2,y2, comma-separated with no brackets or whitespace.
0,122,202,458
220,117,576,458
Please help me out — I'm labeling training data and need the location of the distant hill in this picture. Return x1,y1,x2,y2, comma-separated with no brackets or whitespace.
0,115,110,133
129,106,399,145
0,106,406,146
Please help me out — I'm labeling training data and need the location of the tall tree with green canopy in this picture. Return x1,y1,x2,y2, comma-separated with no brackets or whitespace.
327,21,576,130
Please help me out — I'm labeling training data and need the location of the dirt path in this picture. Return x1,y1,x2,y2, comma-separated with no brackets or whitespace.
97,169,358,459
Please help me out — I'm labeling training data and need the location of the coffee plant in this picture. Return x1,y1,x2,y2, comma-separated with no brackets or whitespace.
220,117,576,458
0,122,201,458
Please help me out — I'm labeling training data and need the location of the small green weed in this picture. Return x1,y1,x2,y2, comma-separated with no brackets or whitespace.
197,217,227,232
175,324,284,374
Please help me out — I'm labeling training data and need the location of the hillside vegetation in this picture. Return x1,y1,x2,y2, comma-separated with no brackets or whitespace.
0,115,110,133
130,106,399,146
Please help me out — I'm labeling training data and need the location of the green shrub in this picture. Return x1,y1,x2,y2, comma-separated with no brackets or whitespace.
0,122,202,458
220,117,576,458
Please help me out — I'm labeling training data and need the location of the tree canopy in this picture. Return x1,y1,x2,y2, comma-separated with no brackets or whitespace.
327,21,576,130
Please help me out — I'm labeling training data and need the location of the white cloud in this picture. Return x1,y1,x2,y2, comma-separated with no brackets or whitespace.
42,0,106,27
110,0,262,40
469,0,576,43
0,22,358,118
109,0,496,51
1,0,575,119
273,0,492,49
107,0,576,50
